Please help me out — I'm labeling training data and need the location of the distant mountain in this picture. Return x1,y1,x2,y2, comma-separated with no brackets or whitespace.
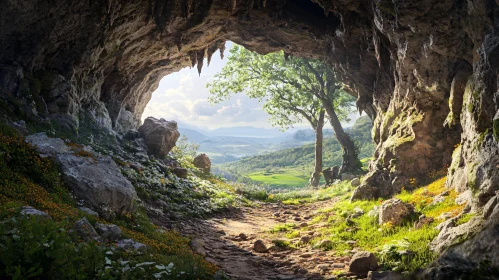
206,126,290,138
178,127,208,143
217,116,375,175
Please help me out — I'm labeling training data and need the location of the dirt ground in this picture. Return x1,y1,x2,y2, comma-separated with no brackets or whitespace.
175,199,364,280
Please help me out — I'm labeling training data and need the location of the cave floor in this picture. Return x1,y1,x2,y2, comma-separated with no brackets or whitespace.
174,198,359,280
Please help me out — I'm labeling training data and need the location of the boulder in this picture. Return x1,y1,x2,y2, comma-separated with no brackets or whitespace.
189,238,206,257
26,133,70,156
138,117,180,158
253,240,268,253
116,239,147,251
349,251,378,276
72,217,101,242
193,153,211,173
172,167,188,179
379,198,415,226
20,206,51,220
95,223,122,241
56,154,137,220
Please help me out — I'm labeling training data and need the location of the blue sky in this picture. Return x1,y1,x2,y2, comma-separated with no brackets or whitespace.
142,42,360,131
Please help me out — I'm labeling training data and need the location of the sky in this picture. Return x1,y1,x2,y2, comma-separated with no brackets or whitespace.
142,42,360,131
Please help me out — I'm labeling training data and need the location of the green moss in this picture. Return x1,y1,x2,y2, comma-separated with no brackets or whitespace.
455,213,474,226
467,102,474,113
493,119,499,142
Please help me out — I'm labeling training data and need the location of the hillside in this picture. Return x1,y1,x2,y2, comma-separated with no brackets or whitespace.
216,116,374,186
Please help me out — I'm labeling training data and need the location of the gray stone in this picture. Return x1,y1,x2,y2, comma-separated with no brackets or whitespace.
56,154,137,220
483,195,498,219
116,239,147,251
430,216,483,253
72,217,101,242
455,190,472,206
349,251,378,276
26,133,70,156
95,223,122,241
379,198,415,226
138,117,180,158
78,207,99,217
20,206,51,220
189,238,206,257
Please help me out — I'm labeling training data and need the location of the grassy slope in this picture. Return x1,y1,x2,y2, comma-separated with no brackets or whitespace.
218,116,374,187
0,123,223,279
239,172,467,274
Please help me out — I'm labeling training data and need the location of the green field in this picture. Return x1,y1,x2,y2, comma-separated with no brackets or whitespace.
247,167,326,187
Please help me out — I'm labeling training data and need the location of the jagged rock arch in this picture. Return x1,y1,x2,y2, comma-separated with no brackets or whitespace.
1,0,499,210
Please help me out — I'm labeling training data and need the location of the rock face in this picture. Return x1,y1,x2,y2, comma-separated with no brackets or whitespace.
1,0,498,206
2,0,499,275
138,117,180,158
193,153,211,173
348,251,378,277
379,198,415,226
57,154,137,220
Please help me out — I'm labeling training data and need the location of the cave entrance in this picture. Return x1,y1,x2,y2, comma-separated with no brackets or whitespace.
142,42,373,190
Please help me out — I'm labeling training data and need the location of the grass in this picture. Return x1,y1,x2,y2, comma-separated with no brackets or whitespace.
247,167,314,188
264,173,467,274
0,127,218,279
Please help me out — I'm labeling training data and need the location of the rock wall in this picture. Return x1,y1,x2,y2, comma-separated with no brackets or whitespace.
0,0,498,227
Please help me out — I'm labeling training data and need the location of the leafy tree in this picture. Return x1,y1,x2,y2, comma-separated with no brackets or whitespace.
207,45,358,186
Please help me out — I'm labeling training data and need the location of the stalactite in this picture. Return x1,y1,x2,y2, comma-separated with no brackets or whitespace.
189,51,197,68
247,0,255,13
176,37,182,52
232,0,237,12
219,41,226,59
262,0,267,8
197,50,205,75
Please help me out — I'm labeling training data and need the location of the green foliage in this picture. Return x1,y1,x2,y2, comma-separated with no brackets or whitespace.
171,135,200,166
207,45,355,131
218,116,374,186
455,213,474,226
493,118,499,142
268,223,295,233
0,208,216,279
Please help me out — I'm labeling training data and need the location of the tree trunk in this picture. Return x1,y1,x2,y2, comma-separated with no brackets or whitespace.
309,111,325,188
321,98,361,174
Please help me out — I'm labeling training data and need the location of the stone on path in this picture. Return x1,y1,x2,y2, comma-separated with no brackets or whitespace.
349,251,378,276
253,240,268,253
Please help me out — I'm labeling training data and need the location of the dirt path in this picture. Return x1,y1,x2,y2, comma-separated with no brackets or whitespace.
176,199,359,280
